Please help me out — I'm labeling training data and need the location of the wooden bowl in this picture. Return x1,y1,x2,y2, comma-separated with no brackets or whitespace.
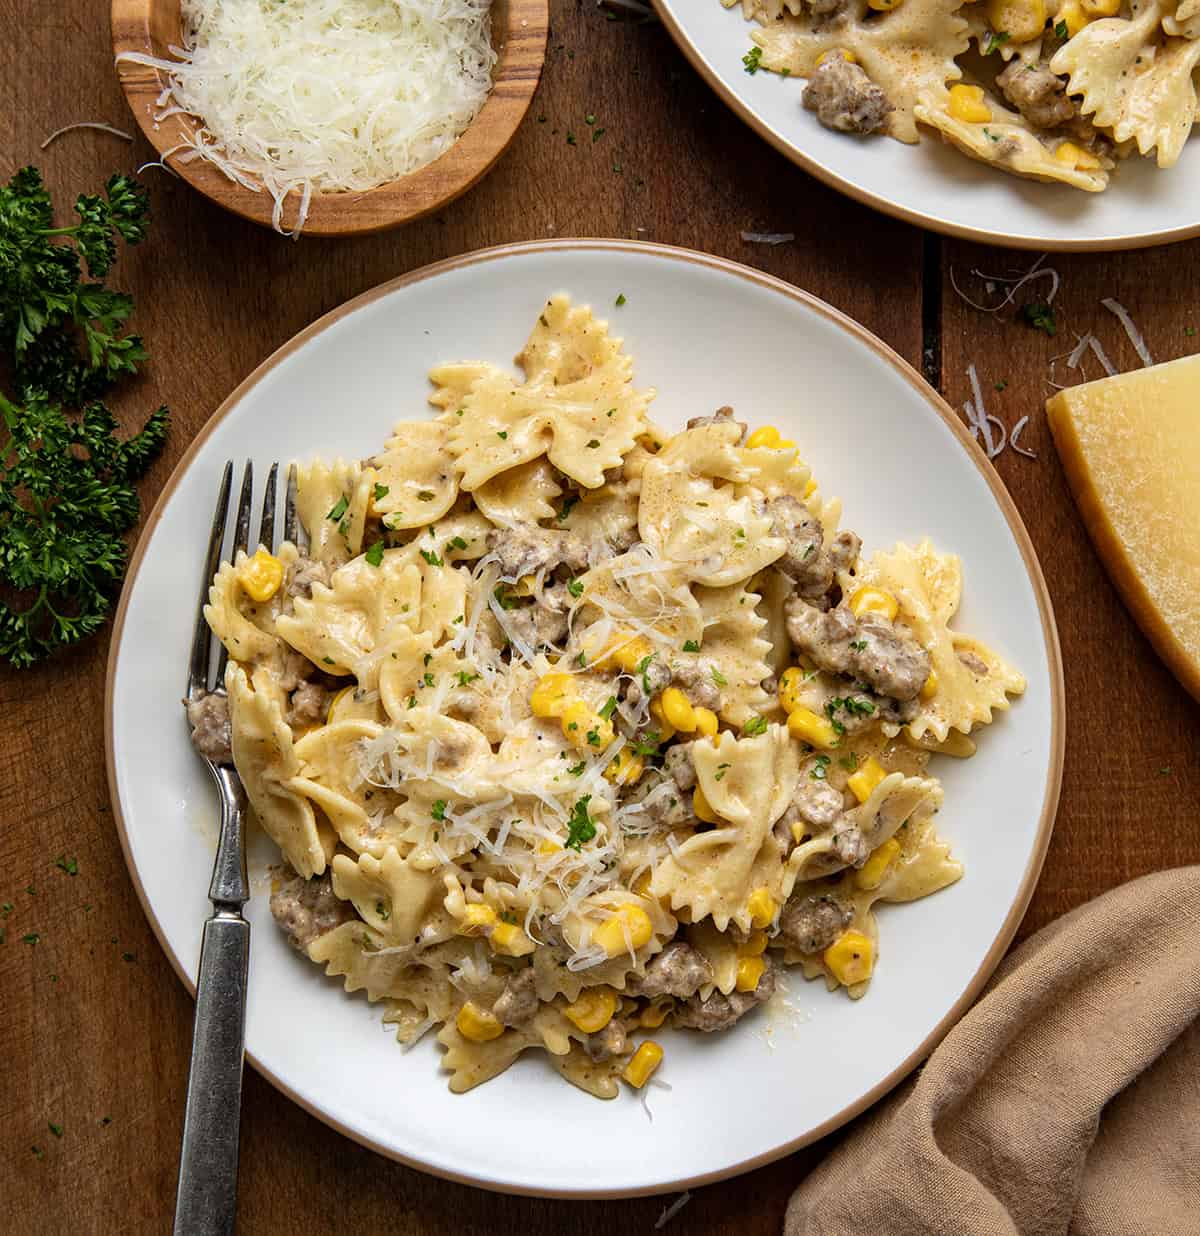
111,0,548,236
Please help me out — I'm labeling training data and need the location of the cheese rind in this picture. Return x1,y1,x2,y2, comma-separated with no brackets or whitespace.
1046,354,1200,702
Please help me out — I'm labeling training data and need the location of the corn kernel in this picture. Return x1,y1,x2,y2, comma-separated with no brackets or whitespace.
561,701,613,750
947,84,993,125
787,707,839,749
778,666,807,715
648,695,677,741
537,838,562,856
745,425,781,449
735,956,766,992
856,837,902,891
849,586,899,622
457,1000,503,1042
531,672,575,718
458,903,498,936
747,886,777,929
1054,141,1101,170
326,685,355,722
490,921,536,957
693,706,719,739
919,669,939,701
743,930,769,957
824,929,875,987
639,1000,671,1029
622,1041,664,1089
605,748,645,786
985,0,1045,41
692,785,719,824
239,549,284,602
659,687,697,733
563,987,618,1033
1057,0,1089,34
816,47,857,66
609,633,653,673
847,757,888,804
593,903,654,956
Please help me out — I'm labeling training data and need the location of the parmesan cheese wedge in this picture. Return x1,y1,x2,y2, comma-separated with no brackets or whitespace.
1046,355,1200,702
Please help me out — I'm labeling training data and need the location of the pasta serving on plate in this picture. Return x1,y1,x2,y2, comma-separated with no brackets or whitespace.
187,296,1025,1099
734,0,1200,192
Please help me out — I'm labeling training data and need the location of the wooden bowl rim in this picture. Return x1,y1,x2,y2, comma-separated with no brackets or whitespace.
110,0,548,236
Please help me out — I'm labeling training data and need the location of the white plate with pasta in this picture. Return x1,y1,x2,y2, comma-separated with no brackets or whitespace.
654,0,1200,250
106,240,1063,1197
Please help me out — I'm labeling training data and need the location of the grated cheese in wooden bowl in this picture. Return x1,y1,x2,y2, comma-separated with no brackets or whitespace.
117,0,496,236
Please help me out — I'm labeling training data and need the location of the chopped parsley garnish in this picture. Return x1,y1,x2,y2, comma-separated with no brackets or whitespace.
575,650,588,668
803,543,816,559
994,379,1008,392
586,438,600,448
499,911,519,926
321,656,334,665
364,540,384,567
326,495,349,522
599,696,617,720
419,548,443,567
742,715,768,736
374,901,390,921
54,855,78,876
710,667,728,687
567,577,584,599
743,46,763,74
829,694,876,718
372,482,389,502
48,1122,63,1139
568,760,586,776
565,796,597,850
810,754,831,780
423,652,433,666
839,753,859,771
407,695,417,708
682,639,700,653
586,727,602,746
423,672,436,687
615,293,626,306
557,495,579,523
1054,18,1069,37
431,800,447,821
636,652,657,693
982,29,1010,54
630,731,662,757
493,584,517,609
23,932,40,945
849,639,867,652
566,131,576,146
449,535,468,550
455,671,480,687
714,762,731,782
496,430,508,440
1020,300,1057,337
417,489,435,502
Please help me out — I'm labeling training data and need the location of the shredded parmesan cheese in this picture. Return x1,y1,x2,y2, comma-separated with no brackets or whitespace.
655,1189,692,1228
1010,416,1037,459
117,0,495,236
41,122,133,149
740,231,795,245
1101,299,1154,368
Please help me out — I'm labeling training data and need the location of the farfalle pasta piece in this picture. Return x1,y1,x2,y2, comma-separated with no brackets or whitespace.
226,663,333,878
294,458,373,566
638,423,785,587
203,543,300,664
370,420,459,530
851,540,1025,739
753,0,971,142
695,582,773,726
1051,2,1200,167
331,845,448,945
471,458,563,527
435,295,652,491
1163,0,1200,36
913,86,1113,191
754,567,796,680
560,475,640,551
577,546,705,650
437,1003,585,1094
650,726,799,930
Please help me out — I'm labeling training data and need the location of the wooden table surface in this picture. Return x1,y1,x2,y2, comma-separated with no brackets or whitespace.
3,1,1197,1231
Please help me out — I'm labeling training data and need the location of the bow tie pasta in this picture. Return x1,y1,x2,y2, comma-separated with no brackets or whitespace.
726,0,1199,192
188,297,1023,1102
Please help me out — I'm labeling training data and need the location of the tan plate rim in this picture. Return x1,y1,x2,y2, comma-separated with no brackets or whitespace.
649,0,1199,254
110,0,548,237
103,238,1066,1198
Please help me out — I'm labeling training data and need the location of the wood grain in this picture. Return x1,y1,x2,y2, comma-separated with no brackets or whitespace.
1,0,1195,1232
111,0,550,235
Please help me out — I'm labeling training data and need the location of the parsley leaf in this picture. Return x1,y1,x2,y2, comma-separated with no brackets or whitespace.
565,796,597,850
630,730,662,757
54,855,78,876
568,760,586,776
557,495,579,523
567,577,584,598
810,754,831,780
599,696,617,720
743,46,762,74
431,800,447,822
682,639,700,653
1020,300,1057,337
326,495,349,522
419,548,443,567
710,667,728,687
615,293,626,306
455,671,480,687
372,482,389,502
742,715,768,736
364,540,384,567
714,762,731,782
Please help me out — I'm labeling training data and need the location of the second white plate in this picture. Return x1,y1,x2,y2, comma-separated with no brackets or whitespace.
654,0,1200,251
106,240,1063,1196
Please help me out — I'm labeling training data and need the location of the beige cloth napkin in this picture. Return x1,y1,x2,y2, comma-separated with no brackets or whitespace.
786,866,1200,1236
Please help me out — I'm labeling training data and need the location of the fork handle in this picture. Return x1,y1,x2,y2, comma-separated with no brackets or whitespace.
173,912,251,1236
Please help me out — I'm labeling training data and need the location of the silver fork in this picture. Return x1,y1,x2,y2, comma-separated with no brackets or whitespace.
176,460,296,1236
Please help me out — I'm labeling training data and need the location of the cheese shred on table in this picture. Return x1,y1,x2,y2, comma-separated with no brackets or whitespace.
119,0,495,235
